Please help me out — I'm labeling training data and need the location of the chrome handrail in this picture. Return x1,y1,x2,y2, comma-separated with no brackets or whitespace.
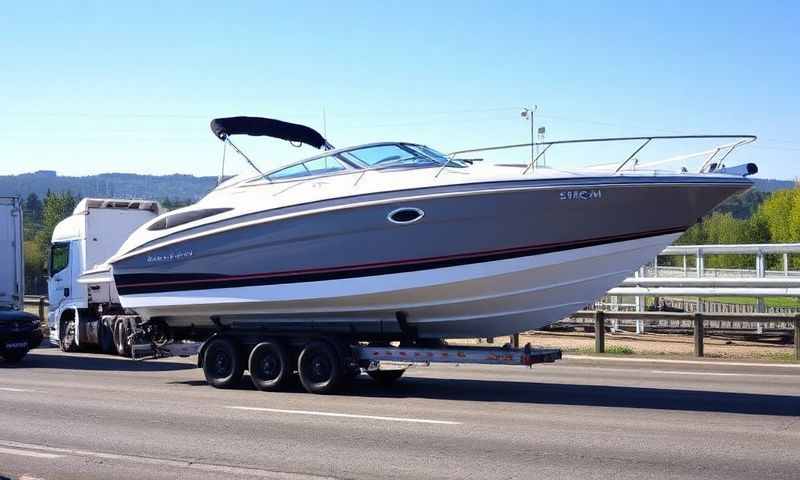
448,135,757,175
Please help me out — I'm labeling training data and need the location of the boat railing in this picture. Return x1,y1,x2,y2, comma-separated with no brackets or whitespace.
447,134,757,176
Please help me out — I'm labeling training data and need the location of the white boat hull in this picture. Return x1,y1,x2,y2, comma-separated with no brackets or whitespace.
121,232,680,338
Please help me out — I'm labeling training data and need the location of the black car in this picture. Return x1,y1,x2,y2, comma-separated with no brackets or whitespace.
0,309,42,363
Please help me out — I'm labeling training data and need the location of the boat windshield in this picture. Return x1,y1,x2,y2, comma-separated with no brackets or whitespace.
254,143,463,184
339,144,452,169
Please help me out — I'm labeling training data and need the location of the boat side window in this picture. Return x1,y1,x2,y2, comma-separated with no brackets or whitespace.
147,208,233,231
49,242,69,276
267,155,348,181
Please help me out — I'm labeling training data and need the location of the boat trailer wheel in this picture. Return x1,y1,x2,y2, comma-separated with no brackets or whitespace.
298,341,343,394
248,341,290,391
202,337,243,388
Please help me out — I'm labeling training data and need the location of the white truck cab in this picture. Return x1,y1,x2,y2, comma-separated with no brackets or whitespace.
48,198,161,351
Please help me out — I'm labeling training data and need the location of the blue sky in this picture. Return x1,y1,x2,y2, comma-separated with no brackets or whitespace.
1,1,798,178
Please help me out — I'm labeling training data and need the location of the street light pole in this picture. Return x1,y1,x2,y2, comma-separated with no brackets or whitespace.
521,105,538,167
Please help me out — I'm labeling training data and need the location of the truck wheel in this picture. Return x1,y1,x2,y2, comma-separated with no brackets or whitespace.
248,341,290,392
98,321,115,354
367,369,405,387
298,341,343,394
1,350,28,364
60,319,77,352
203,337,243,388
114,320,131,356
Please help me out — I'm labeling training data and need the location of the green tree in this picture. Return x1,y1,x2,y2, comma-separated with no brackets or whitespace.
22,193,43,241
759,188,797,243
33,191,78,270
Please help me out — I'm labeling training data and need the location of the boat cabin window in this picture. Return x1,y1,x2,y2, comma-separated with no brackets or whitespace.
49,242,70,276
267,155,348,181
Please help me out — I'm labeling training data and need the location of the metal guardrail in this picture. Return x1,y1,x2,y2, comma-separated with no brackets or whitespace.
23,295,48,323
604,243,800,317
570,310,800,359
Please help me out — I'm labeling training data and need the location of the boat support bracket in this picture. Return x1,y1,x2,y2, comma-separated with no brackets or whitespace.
395,311,418,342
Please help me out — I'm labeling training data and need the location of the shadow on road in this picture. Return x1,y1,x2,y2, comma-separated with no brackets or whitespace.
346,376,800,417
171,373,800,416
1,353,194,372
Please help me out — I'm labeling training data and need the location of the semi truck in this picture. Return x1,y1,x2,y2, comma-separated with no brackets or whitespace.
46,198,199,356
0,196,42,363
48,197,561,393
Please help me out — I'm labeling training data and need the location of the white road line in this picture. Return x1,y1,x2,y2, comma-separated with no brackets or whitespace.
0,446,62,459
565,354,800,369
651,370,789,378
0,387,38,393
0,440,334,479
226,406,462,425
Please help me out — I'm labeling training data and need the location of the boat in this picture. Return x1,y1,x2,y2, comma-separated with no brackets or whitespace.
105,116,757,339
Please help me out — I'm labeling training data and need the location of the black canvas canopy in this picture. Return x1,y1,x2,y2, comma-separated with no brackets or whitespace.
210,116,328,149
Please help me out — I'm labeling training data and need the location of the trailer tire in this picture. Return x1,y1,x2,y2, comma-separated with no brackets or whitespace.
114,319,131,357
1,350,28,364
367,369,405,387
59,318,77,352
248,341,290,392
98,320,115,354
203,337,243,389
298,340,343,394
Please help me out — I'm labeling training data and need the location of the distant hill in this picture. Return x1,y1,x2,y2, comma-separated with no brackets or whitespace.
0,170,794,204
0,171,218,202
752,178,795,192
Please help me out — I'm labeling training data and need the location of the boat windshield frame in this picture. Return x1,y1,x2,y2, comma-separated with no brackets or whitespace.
248,142,460,184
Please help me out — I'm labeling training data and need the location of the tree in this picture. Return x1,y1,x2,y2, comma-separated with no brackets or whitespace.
22,193,43,241
33,191,78,270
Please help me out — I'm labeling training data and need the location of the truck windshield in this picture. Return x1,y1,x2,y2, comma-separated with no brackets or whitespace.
49,242,69,275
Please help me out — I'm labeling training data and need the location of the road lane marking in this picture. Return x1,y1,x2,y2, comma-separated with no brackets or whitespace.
651,370,791,378
565,355,800,368
0,440,335,479
0,387,38,393
0,446,62,459
226,406,462,425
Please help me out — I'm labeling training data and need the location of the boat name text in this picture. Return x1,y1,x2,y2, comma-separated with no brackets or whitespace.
146,250,193,264
559,190,602,201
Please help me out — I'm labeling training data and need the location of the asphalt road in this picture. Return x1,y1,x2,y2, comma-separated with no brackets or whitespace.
0,348,798,480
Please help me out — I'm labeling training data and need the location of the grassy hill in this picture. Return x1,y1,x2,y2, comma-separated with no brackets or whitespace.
0,171,217,202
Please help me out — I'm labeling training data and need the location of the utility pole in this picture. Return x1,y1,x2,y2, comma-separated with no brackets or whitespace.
537,126,546,167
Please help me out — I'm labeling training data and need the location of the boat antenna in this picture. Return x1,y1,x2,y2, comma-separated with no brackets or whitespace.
221,135,264,176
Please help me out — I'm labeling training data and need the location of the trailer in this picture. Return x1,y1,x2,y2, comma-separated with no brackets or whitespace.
188,317,561,394
49,197,562,393
0,196,42,363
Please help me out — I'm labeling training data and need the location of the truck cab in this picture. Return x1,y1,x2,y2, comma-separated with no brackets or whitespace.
48,199,161,351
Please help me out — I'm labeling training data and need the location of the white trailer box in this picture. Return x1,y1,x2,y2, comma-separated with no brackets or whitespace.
0,196,40,363
0,196,24,310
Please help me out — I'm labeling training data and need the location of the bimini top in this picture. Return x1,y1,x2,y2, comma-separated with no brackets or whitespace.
210,116,329,149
